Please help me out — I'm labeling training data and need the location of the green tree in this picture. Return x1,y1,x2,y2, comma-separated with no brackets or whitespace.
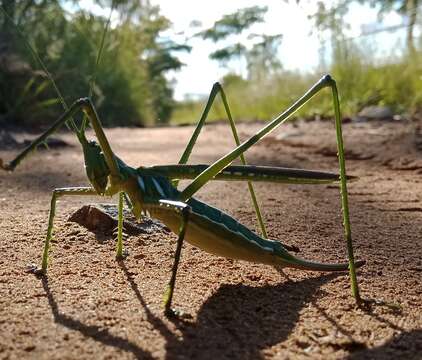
1,1,189,126
361,0,419,53
135,5,191,123
0,1,67,125
246,34,283,81
200,6,268,41
301,0,420,53
197,6,282,80
198,6,268,67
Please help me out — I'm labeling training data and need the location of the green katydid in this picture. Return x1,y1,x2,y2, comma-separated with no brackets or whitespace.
0,75,364,316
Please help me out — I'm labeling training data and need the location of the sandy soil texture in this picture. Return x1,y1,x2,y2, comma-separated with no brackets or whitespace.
0,120,421,359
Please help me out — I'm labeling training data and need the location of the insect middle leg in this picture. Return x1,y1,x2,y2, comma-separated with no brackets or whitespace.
177,82,268,238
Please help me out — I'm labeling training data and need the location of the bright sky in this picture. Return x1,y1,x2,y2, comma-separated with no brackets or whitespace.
77,0,405,100
152,0,405,100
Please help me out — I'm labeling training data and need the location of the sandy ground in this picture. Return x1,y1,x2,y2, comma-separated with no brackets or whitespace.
0,120,421,359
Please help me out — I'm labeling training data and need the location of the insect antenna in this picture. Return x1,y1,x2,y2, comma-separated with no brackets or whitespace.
80,1,115,134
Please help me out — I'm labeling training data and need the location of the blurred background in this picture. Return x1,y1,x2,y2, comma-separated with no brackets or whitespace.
1,0,421,128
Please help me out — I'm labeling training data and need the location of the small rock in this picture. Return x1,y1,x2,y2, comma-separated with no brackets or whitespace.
24,344,36,352
355,106,394,121
0,130,19,149
0,130,71,150
68,204,167,236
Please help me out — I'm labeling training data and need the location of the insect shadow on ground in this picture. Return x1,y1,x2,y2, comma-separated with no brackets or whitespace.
38,261,341,359
119,261,340,360
41,276,154,360
38,252,417,360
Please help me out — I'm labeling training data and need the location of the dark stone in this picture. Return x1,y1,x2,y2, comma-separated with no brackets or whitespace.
68,204,168,236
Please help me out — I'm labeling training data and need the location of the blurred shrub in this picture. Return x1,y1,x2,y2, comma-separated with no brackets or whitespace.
0,1,189,127
172,40,422,125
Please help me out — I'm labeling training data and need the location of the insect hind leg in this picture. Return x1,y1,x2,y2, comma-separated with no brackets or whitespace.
151,200,191,317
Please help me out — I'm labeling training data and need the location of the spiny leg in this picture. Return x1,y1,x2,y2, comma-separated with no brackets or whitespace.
115,191,125,259
177,83,267,238
157,200,191,317
0,98,120,181
180,75,361,303
38,187,97,274
330,81,360,302
1,100,132,269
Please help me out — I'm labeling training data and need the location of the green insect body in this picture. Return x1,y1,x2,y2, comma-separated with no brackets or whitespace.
81,137,110,195
111,162,362,271
1,75,364,315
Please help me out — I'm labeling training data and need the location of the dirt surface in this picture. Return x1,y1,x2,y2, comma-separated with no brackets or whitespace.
0,120,421,359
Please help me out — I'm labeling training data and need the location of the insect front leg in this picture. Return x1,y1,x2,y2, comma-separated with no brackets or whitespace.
34,187,98,275
0,98,120,178
115,191,126,259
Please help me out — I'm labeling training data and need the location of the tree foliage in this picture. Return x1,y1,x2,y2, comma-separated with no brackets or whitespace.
198,6,282,79
247,34,283,81
0,0,189,126
199,6,268,42
302,0,420,52
360,0,419,53
199,6,268,70
209,43,247,64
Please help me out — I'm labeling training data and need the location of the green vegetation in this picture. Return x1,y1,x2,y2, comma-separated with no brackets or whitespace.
172,46,422,125
1,1,421,127
0,1,189,127
173,1,422,125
